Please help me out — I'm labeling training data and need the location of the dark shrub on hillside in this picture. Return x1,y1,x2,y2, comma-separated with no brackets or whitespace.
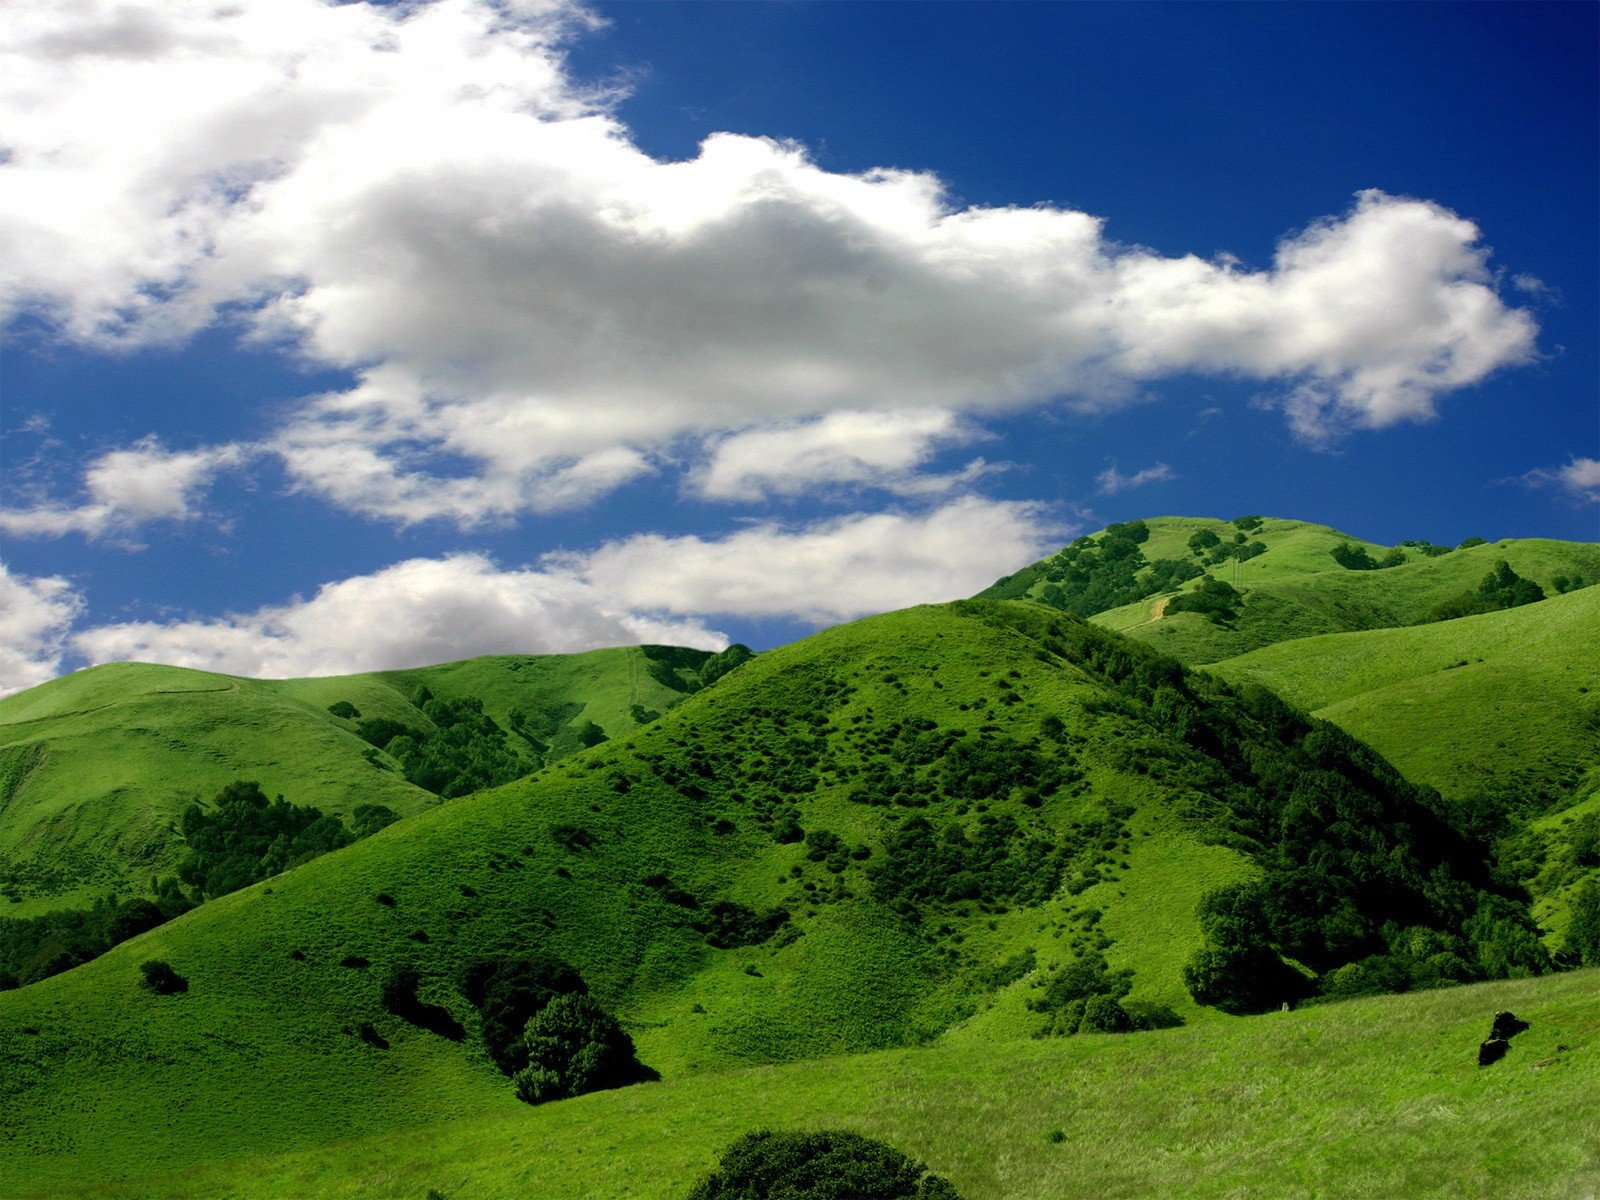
1458,536,1487,549
1182,883,1310,1014
510,992,651,1105
688,1130,962,1200
327,700,361,719
139,960,187,994
1232,516,1264,532
872,813,1063,911
1427,561,1545,623
1165,578,1241,624
1029,951,1174,1037
350,804,399,839
1188,530,1222,554
356,716,421,749
1567,880,1600,967
461,953,587,1074
177,781,354,900
695,901,791,949
1330,542,1382,570
385,696,535,798
381,968,464,1040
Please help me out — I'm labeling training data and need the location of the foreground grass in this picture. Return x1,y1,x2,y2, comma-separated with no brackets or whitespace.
44,969,1600,1200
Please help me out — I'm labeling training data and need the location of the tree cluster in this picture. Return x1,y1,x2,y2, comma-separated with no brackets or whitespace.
1426,561,1545,623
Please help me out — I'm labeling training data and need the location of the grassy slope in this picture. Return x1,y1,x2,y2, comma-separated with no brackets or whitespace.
29,969,1600,1200
0,600,1285,1193
0,648,705,915
1209,585,1600,942
985,515,1600,665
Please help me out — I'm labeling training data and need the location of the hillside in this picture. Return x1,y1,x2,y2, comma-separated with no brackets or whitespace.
0,597,1533,1194
0,646,722,915
25,968,1596,1200
1209,584,1600,947
982,516,1600,665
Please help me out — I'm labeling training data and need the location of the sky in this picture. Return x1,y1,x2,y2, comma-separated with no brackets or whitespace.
0,0,1596,692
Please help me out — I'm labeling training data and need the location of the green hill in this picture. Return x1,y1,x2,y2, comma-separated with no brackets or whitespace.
0,646,722,915
982,516,1600,666
0,599,1544,1196
1209,584,1600,950
27,967,1595,1200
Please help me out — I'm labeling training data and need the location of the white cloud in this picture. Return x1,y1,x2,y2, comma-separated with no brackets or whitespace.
1,0,1541,524
694,409,985,501
0,438,245,539
1525,456,1600,504
0,564,82,694
71,553,727,678
556,496,1061,624
1095,462,1174,496
68,496,1061,675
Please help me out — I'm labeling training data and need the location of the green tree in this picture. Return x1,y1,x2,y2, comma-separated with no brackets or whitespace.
510,993,646,1104
688,1130,962,1200
1566,880,1600,967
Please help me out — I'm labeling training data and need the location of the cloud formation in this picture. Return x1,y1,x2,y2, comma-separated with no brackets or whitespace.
65,496,1056,677
71,553,727,679
0,439,244,539
0,0,1540,525
0,564,82,694
1524,456,1600,504
1095,462,1175,496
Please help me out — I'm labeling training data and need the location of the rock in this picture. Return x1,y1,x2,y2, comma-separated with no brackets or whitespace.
1490,1010,1529,1041
1478,1038,1509,1066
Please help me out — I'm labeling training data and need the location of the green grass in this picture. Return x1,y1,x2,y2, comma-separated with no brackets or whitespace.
24,969,1600,1200
0,599,1331,1192
987,515,1600,665
0,647,709,913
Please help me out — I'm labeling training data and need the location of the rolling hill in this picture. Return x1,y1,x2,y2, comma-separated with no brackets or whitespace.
983,515,1600,957
983,515,1600,665
0,646,726,915
0,598,1532,1196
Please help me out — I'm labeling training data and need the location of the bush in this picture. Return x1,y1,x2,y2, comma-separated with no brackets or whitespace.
1427,561,1545,623
1188,530,1222,554
1566,880,1600,967
327,700,361,720
461,954,587,1074
688,1130,962,1200
1330,542,1380,571
139,960,187,994
509,993,649,1105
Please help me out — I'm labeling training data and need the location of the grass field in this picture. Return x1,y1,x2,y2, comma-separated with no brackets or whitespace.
20,968,1599,1200
0,647,710,913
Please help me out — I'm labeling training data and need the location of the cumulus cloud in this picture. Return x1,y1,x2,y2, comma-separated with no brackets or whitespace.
69,495,1059,675
71,553,727,678
0,564,82,694
694,409,985,501
1095,462,1174,496
1,0,1540,524
1524,456,1600,504
0,438,245,539
555,496,1060,624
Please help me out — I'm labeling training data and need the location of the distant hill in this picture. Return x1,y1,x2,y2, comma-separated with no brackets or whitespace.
983,515,1600,665
0,599,1540,1193
0,646,725,915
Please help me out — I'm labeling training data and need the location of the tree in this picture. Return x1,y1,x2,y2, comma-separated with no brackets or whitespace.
688,1130,962,1200
1566,880,1600,967
1188,530,1222,554
510,993,646,1105
139,960,187,994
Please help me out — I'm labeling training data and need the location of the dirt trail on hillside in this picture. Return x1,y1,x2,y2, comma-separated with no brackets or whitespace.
1128,596,1172,629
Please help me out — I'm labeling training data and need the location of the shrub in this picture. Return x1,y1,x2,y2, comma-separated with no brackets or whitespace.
1427,561,1545,623
687,1130,962,1200
327,700,361,719
1330,542,1380,570
510,993,648,1105
1566,880,1600,967
461,954,587,1074
1188,530,1222,554
1232,516,1264,532
139,960,187,995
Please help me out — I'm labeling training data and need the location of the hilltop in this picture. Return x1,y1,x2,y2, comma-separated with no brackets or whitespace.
0,646,729,914
0,598,1535,1194
983,515,1600,665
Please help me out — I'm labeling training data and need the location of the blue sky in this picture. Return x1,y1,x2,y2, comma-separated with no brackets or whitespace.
0,0,1594,688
